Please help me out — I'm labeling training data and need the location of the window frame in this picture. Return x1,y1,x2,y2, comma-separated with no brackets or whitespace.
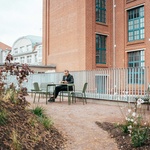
128,50,145,84
96,34,107,64
128,6,144,42
95,0,106,23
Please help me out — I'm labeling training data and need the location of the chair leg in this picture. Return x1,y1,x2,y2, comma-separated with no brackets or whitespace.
84,94,87,104
38,93,40,102
33,92,36,103
46,93,48,104
72,94,75,103
68,92,72,105
60,92,62,102
82,94,84,105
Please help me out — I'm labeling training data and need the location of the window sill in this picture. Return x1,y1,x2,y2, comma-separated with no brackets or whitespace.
126,0,136,4
96,22,108,27
127,40,145,46
96,64,108,68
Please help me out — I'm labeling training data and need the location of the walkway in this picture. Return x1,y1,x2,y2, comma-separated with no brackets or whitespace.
27,96,127,150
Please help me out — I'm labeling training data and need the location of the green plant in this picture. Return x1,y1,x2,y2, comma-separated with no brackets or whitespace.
4,89,18,103
131,126,149,147
120,108,149,147
28,117,38,127
31,106,45,117
39,116,53,130
0,53,33,104
10,129,21,150
0,109,8,125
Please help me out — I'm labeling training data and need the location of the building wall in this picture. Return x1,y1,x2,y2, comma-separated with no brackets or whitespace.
43,0,86,71
43,0,150,71
115,0,150,68
0,42,11,63
85,0,113,70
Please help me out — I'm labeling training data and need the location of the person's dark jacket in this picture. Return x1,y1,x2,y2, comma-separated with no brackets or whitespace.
62,74,74,84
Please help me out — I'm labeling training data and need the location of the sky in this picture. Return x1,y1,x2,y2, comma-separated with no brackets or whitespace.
0,0,42,47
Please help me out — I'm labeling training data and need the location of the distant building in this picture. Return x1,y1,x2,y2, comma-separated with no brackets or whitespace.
11,35,55,73
43,0,150,72
0,42,11,64
11,35,42,65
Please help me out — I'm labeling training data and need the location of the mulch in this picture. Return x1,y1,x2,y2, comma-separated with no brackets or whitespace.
0,100,66,150
96,121,150,150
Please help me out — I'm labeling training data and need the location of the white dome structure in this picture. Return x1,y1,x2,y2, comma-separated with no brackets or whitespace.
11,35,42,65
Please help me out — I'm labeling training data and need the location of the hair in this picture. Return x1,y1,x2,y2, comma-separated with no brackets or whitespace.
64,70,69,73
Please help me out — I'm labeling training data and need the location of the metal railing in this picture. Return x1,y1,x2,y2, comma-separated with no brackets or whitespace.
6,67,149,102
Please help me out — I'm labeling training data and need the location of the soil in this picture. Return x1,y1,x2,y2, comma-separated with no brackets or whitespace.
1,95,150,150
0,100,66,150
96,121,150,150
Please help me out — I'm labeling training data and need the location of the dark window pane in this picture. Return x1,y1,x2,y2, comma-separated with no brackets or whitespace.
95,0,106,23
96,34,106,64
128,50,145,84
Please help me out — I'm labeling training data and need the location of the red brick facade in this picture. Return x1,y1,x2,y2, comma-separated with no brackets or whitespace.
43,0,150,72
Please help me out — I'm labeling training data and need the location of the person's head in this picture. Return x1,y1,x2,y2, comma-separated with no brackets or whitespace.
64,70,69,76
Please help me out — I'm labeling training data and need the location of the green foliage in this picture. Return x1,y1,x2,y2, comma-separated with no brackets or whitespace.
121,124,129,133
131,127,149,147
39,116,53,130
0,53,33,104
10,130,21,150
31,106,45,117
0,109,8,125
31,106,53,130
120,109,149,147
4,89,18,103
28,117,38,127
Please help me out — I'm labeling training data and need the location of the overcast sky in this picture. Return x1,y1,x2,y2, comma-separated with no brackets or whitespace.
0,0,42,47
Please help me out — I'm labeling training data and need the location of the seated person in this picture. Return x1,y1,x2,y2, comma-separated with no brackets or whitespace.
48,70,74,102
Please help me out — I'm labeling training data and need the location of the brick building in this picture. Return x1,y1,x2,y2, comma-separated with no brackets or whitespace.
43,0,150,72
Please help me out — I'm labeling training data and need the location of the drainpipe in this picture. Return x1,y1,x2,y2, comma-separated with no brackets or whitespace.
113,0,116,68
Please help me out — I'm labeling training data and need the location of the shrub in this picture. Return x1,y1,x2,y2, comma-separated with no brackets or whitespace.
39,116,53,130
31,106,45,117
121,108,149,147
0,53,33,104
131,126,149,147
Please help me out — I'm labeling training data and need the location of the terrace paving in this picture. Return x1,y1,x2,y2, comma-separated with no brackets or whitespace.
26,95,149,150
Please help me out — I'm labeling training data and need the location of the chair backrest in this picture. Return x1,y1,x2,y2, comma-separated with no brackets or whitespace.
82,82,88,93
40,83,48,91
40,82,54,92
33,82,40,91
146,83,150,96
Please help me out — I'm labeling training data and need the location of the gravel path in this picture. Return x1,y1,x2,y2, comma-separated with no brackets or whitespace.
27,96,126,150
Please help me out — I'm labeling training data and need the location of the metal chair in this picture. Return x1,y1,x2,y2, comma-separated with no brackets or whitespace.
32,82,42,103
32,82,50,104
60,84,75,105
71,82,88,104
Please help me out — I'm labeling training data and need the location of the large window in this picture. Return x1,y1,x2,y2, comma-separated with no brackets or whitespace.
96,0,106,23
96,34,106,64
128,50,145,84
128,6,144,42
14,48,18,54
27,55,32,63
20,57,25,64
27,44,32,51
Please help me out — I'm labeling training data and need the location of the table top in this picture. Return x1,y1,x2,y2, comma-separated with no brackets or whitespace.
47,83,74,86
